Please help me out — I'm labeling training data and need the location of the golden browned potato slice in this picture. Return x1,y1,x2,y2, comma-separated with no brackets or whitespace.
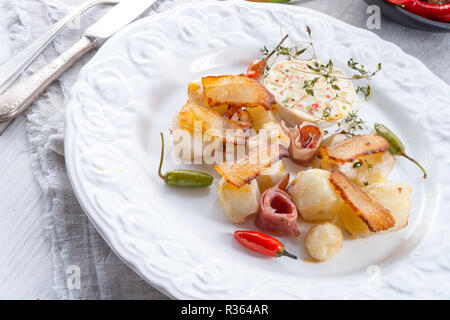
215,144,289,188
338,181,412,237
188,79,230,115
187,79,209,108
288,169,342,222
256,160,284,193
363,182,411,232
211,104,229,116
174,102,248,137
218,178,261,224
314,134,395,187
248,122,291,151
247,106,276,131
320,152,395,187
329,170,395,233
318,133,390,163
202,75,274,110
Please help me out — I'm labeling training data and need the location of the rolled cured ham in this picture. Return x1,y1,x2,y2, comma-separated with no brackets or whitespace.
283,122,323,167
255,174,300,236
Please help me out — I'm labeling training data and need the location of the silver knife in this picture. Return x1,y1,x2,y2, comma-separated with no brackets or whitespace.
0,0,120,95
0,0,156,123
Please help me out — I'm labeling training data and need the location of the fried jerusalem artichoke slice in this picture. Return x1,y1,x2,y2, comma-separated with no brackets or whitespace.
202,75,274,110
187,79,209,108
362,181,411,233
337,180,412,238
318,133,390,163
314,133,395,186
329,170,395,236
256,160,284,193
218,178,261,224
174,102,249,139
247,106,277,131
288,169,342,222
215,143,289,188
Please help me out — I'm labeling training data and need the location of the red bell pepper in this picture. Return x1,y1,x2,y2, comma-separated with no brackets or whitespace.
386,0,450,22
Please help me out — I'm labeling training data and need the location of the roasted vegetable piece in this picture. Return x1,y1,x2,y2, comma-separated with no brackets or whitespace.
187,80,209,108
175,102,249,133
223,108,253,128
288,169,342,222
218,178,261,224
374,123,427,179
215,143,289,188
248,122,291,150
363,181,411,233
329,170,394,232
202,75,274,110
158,133,213,187
234,230,297,259
247,106,276,131
256,160,284,192
305,222,343,262
314,133,395,187
339,181,412,238
318,133,389,163
174,102,249,145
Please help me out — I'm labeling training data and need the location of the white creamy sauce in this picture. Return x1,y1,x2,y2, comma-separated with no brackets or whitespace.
264,60,356,126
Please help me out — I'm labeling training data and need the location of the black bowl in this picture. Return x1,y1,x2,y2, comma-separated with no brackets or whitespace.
364,0,450,32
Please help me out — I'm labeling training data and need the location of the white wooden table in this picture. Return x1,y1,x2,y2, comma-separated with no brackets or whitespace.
0,0,448,300
0,8,54,300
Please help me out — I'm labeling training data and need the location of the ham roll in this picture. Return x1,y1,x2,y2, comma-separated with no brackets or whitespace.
283,122,323,166
255,174,299,236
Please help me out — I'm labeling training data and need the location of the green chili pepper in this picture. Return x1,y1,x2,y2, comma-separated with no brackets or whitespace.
158,132,213,187
374,123,427,179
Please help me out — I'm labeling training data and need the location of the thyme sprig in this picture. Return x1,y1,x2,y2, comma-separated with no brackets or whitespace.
261,27,316,77
355,85,372,100
348,58,382,101
337,110,367,136
322,106,332,119
298,58,381,101
300,60,343,98
347,58,382,79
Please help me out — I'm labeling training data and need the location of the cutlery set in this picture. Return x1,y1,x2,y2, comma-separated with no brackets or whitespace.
0,0,156,135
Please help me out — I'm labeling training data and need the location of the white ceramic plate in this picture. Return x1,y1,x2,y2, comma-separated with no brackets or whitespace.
65,0,450,299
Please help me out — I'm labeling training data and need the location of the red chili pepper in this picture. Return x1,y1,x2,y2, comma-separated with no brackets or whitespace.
246,59,266,80
233,230,297,259
386,0,450,22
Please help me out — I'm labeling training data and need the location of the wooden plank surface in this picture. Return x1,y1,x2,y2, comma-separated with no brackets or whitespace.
0,7,54,300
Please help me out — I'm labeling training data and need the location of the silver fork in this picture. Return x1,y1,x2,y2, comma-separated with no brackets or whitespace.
0,0,120,135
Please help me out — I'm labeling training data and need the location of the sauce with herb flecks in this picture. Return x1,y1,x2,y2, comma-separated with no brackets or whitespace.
265,60,356,124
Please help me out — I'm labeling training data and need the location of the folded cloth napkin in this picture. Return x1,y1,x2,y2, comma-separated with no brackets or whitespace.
3,0,200,300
